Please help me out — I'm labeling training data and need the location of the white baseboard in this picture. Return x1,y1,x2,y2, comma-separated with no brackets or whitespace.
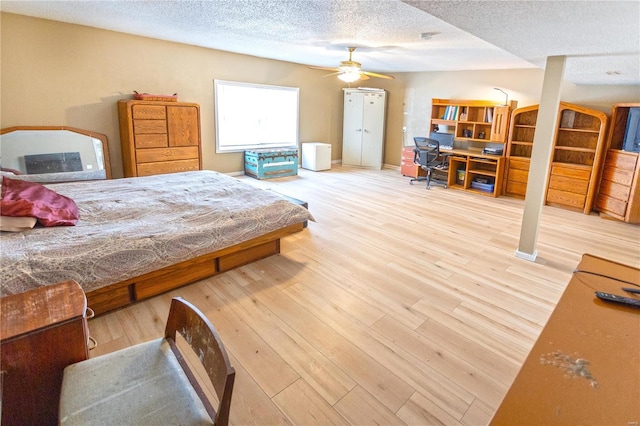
515,249,538,262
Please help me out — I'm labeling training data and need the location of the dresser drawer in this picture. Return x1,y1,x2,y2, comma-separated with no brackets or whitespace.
548,174,589,194
547,188,586,209
596,194,627,218
600,166,634,187
132,104,166,120
604,150,638,171
550,163,591,180
133,119,167,134
134,134,168,148
507,157,530,171
137,159,200,176
507,168,529,184
505,180,527,197
135,146,199,164
598,179,631,201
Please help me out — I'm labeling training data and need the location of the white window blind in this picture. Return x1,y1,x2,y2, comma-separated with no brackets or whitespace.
214,79,299,153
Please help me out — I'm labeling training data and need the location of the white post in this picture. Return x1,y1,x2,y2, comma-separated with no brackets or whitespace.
516,56,566,262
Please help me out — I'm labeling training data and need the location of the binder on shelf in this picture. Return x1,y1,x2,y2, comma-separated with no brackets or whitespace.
486,107,493,123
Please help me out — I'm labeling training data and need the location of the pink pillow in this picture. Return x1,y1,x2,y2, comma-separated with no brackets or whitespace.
1,177,78,226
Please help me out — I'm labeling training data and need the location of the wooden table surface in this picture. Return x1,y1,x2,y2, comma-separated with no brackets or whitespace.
491,254,640,425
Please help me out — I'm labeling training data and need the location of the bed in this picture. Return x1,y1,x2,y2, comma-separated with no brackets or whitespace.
0,127,313,315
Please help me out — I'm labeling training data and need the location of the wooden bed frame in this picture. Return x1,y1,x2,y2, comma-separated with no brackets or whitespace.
1,126,306,315
87,222,304,315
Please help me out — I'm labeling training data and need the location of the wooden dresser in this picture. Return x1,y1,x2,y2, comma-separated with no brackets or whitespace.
596,103,640,223
1,280,90,425
118,100,202,177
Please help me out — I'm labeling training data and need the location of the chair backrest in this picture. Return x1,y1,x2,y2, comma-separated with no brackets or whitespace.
413,137,440,166
165,297,235,426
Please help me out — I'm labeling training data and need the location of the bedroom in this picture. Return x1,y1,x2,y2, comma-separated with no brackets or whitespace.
1,4,640,426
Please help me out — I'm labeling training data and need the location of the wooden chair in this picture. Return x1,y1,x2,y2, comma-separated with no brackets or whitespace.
59,297,235,425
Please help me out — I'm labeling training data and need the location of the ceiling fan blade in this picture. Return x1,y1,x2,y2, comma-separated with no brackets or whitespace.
359,73,371,81
322,71,343,78
361,71,395,80
307,65,340,72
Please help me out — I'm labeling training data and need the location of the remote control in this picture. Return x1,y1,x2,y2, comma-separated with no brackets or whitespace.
595,291,640,308
622,287,640,295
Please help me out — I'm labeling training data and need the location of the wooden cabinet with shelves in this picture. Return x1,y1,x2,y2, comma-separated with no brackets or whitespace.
548,103,607,213
596,103,640,223
430,99,515,145
503,102,608,214
503,105,539,197
119,100,202,177
446,152,504,197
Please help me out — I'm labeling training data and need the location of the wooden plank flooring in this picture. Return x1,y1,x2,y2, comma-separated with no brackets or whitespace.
89,165,640,425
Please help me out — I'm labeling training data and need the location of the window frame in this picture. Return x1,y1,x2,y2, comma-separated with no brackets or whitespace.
214,79,300,153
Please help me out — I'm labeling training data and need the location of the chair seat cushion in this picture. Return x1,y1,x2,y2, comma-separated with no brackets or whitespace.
59,338,214,425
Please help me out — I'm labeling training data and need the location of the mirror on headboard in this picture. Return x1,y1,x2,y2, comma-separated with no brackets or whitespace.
0,126,111,182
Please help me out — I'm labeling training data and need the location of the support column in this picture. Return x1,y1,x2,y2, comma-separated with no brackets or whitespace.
516,56,566,262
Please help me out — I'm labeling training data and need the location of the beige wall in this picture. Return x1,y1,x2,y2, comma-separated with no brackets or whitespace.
1,13,348,177
2,13,639,176
398,69,640,162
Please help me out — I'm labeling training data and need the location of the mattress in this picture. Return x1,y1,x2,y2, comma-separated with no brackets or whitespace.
1,170,313,295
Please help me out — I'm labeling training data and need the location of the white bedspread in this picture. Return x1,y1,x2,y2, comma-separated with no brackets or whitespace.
1,171,313,295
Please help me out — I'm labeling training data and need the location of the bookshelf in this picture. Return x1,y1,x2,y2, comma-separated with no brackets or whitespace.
503,105,539,197
595,103,640,223
503,102,608,214
430,99,514,145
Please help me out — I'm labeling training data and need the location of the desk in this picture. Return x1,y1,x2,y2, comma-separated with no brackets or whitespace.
491,254,640,425
1,280,90,425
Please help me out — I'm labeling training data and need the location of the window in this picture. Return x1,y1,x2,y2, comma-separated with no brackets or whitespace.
214,80,299,153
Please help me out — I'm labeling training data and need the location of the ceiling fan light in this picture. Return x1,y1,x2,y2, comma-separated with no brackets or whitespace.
338,71,361,83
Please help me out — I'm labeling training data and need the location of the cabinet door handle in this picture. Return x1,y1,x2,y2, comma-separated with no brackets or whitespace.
86,307,95,319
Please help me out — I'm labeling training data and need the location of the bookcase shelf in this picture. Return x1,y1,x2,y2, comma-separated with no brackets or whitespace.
430,98,515,145
503,102,608,214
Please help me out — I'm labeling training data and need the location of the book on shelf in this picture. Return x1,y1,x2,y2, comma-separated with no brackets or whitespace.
486,107,493,123
443,106,461,121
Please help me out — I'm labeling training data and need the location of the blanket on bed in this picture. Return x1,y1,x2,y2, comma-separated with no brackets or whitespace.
1,170,313,295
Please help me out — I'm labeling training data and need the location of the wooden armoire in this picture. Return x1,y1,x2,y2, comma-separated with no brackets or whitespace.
118,100,202,177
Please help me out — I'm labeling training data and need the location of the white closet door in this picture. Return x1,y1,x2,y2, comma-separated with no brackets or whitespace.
342,91,364,166
361,92,385,169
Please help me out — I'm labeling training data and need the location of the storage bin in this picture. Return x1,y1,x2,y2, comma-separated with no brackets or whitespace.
457,169,466,184
471,180,495,192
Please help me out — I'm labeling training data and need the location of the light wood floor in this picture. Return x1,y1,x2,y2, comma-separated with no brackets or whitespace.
89,166,640,425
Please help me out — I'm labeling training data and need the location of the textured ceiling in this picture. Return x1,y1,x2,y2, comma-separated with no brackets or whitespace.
1,0,638,85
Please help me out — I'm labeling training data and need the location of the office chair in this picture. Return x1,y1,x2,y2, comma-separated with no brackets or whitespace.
409,137,448,189
59,297,235,425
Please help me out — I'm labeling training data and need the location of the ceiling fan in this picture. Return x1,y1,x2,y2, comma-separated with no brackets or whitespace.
307,47,395,83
